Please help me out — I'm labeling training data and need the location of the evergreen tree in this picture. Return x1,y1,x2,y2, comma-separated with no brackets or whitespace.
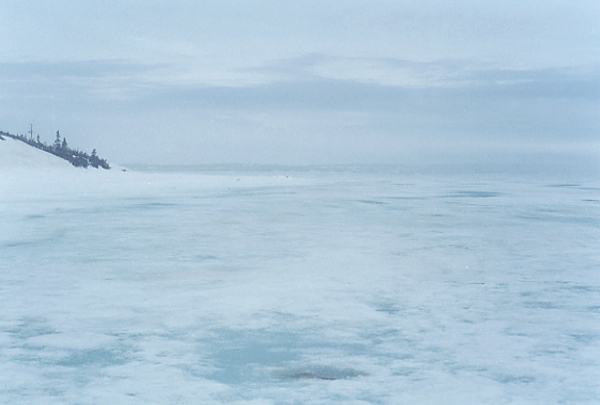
2,127,110,169
53,131,61,149
90,149,99,168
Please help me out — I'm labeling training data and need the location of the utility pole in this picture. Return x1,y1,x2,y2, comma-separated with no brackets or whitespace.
28,123,34,140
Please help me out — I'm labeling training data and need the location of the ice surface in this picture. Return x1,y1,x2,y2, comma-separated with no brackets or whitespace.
1,155,599,403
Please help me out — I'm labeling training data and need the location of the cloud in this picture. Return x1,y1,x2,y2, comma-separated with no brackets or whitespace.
0,60,159,80
0,59,170,105
1,55,597,165
138,61,599,116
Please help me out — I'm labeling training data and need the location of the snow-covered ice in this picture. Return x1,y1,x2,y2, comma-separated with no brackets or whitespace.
1,140,599,403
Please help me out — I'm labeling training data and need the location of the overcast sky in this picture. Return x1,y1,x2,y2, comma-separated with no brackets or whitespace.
1,1,598,166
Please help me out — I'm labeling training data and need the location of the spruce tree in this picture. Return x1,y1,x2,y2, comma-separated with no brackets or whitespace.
53,131,61,149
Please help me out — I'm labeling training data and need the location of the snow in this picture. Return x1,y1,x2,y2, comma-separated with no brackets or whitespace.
0,136,74,169
1,149,599,404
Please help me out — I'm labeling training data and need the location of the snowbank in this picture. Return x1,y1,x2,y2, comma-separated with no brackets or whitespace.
0,136,309,203
0,136,130,202
0,136,74,169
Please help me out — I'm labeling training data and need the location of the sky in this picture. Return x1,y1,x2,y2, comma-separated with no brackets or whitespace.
1,1,599,166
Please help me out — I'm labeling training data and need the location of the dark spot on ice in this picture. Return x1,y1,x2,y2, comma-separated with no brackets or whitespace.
195,254,218,261
447,190,501,198
4,240,31,248
493,373,536,385
25,214,46,220
358,199,386,205
56,348,130,368
523,301,558,309
374,301,400,314
570,332,599,344
547,183,580,188
282,366,367,381
9,317,57,339
288,372,337,380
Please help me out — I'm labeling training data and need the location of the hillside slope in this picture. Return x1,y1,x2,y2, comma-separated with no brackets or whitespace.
0,136,74,169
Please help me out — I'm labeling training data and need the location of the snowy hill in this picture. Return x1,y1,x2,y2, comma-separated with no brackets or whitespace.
0,136,74,169
0,134,129,202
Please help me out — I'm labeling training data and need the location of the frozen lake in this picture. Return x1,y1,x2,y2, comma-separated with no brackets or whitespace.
1,165,599,404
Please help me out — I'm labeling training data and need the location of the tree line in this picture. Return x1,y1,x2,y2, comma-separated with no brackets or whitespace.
0,129,110,169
